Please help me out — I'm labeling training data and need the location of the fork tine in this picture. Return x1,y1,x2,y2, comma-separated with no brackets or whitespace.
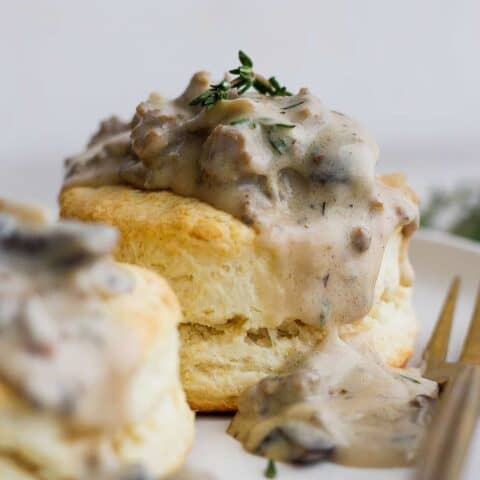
422,277,460,368
460,284,480,364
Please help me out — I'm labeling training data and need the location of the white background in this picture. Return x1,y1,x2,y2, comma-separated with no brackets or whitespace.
1,0,479,208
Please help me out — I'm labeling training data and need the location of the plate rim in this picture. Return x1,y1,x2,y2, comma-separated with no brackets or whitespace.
415,228,480,255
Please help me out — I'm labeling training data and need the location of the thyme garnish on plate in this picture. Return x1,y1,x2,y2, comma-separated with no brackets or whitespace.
190,50,292,108
264,459,277,478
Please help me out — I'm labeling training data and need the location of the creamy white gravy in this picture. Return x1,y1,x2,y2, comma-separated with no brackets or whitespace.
63,70,431,468
0,212,138,430
64,71,418,328
228,329,437,467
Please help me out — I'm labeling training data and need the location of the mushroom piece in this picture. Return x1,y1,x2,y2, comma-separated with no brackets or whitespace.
254,420,336,464
310,153,351,184
350,226,372,253
200,124,271,184
0,215,118,272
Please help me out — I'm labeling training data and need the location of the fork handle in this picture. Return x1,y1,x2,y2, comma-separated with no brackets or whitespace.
414,364,480,480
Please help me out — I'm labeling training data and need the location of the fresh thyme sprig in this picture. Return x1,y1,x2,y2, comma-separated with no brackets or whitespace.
190,50,292,108
189,80,230,108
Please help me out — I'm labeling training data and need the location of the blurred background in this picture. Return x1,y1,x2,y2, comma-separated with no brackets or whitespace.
1,0,479,239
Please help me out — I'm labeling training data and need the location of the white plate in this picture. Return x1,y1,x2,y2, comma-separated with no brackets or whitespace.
184,229,480,480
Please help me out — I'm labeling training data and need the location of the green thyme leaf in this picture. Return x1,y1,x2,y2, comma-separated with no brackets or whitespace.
266,122,295,154
264,459,277,478
189,80,231,108
268,76,291,96
399,374,421,384
190,51,292,108
230,118,251,125
269,135,288,154
257,117,295,128
253,76,272,95
239,50,253,68
282,100,305,110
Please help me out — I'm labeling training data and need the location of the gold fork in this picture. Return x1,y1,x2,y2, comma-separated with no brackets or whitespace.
414,278,480,480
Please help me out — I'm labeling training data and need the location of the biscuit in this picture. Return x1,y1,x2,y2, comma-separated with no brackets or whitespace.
0,262,194,479
60,181,418,411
